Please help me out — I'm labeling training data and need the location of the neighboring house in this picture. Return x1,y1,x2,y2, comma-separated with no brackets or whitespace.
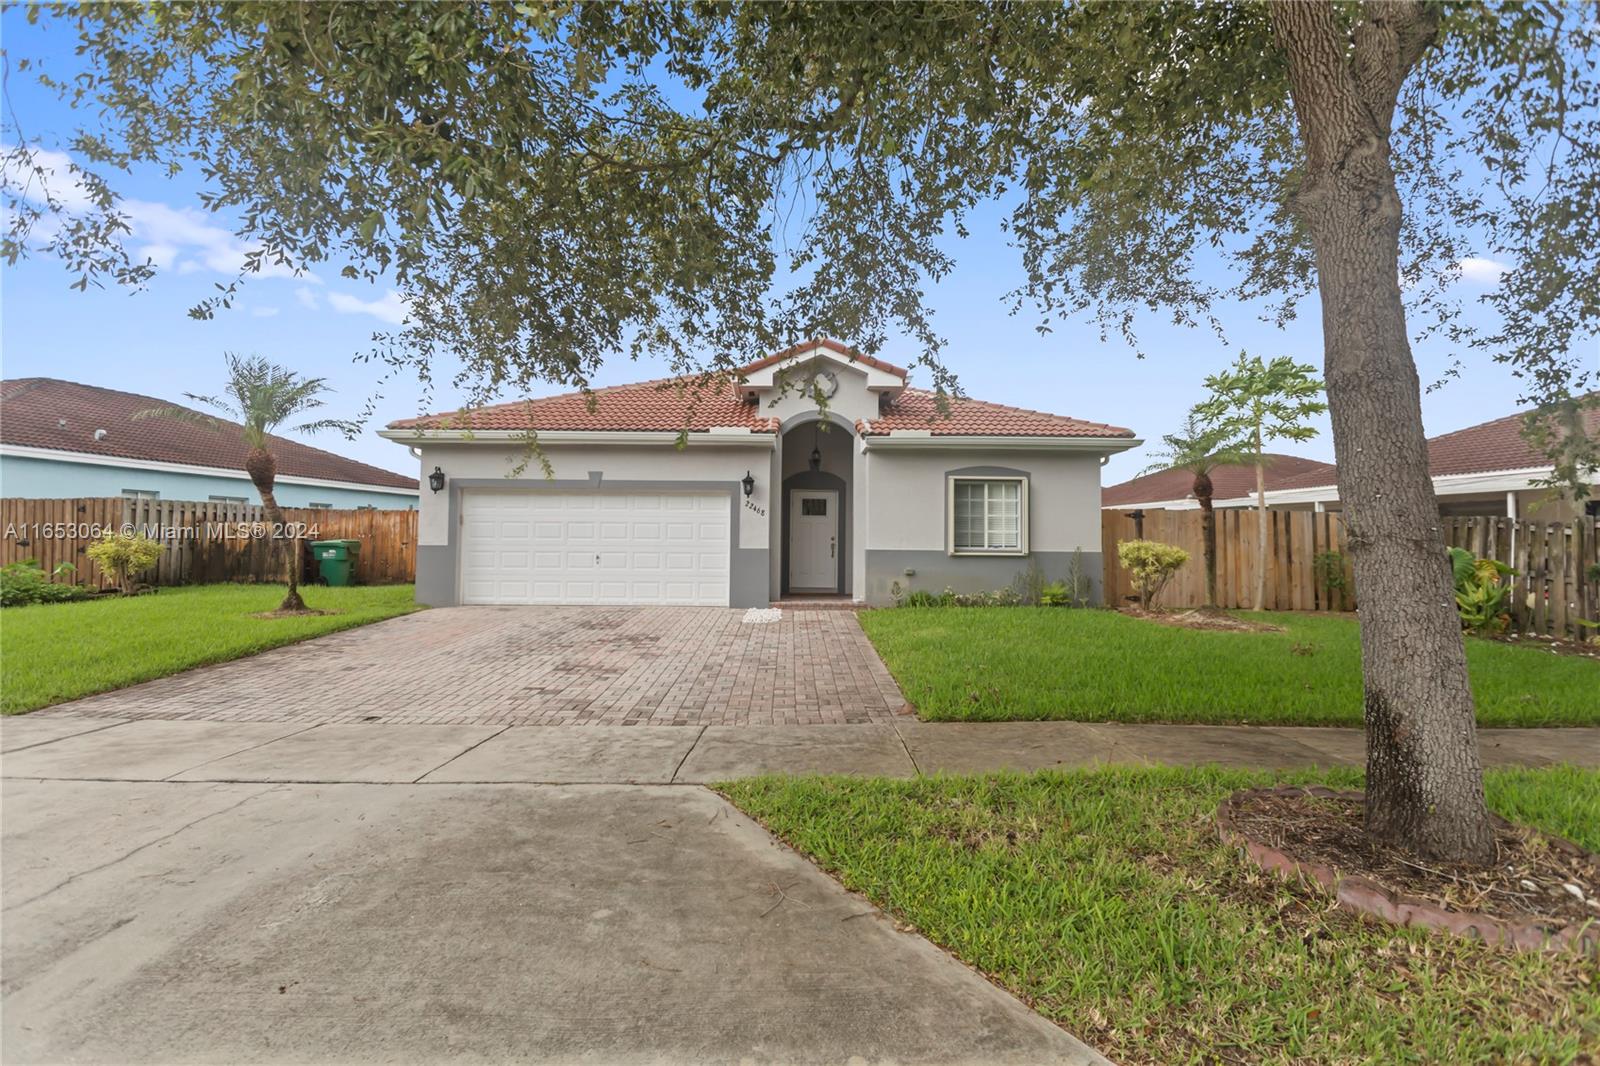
380,338,1138,607
1102,454,1339,511
0,378,419,509
1109,403,1599,520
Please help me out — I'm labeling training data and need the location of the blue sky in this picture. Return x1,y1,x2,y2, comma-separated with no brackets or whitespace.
0,11,1548,484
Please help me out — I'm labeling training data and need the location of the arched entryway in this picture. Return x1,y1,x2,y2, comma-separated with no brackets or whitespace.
779,415,854,596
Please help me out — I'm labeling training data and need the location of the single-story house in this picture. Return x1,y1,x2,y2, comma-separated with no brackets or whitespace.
1102,453,1338,511
1106,403,1599,521
0,378,419,509
380,339,1139,607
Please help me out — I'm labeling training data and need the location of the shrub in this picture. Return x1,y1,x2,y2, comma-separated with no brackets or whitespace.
1038,580,1071,607
86,532,165,594
0,560,89,607
1313,551,1349,599
1116,539,1189,610
1447,546,1515,634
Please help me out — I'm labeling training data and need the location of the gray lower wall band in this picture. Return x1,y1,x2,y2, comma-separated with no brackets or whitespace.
863,550,1104,606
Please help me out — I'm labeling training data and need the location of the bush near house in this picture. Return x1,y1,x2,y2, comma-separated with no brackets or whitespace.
85,532,165,594
1116,539,1189,609
0,560,90,607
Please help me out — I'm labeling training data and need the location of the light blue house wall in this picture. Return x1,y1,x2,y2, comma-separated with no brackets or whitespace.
0,454,417,509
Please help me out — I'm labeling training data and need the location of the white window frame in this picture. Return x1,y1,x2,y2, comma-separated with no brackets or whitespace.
121,488,160,501
946,476,1029,557
306,501,334,510
208,494,248,505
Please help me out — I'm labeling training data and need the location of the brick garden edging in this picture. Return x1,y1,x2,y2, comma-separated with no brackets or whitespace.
1217,785,1600,955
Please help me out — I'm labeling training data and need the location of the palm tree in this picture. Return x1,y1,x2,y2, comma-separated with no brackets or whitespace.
1143,412,1246,608
137,354,349,612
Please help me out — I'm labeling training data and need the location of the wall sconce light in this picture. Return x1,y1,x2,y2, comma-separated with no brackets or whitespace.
428,466,446,493
809,422,822,471
741,470,756,498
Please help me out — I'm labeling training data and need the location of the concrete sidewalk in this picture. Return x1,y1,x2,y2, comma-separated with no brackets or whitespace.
2,779,1104,1065
3,715,1596,784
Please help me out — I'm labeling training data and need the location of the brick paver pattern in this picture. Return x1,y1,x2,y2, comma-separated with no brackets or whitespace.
47,607,909,726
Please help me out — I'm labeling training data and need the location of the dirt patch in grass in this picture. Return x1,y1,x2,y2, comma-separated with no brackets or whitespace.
1120,605,1284,633
251,608,334,619
1223,788,1600,944
1483,632,1600,661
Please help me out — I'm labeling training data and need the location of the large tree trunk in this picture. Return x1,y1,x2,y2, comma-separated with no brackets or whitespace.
1194,471,1218,607
245,446,307,613
1270,0,1493,863
1253,427,1267,612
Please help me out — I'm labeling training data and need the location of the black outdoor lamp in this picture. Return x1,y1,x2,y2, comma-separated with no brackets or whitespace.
741,470,756,498
809,422,822,471
428,466,446,493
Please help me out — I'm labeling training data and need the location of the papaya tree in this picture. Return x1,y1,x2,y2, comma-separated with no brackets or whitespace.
1196,354,1327,612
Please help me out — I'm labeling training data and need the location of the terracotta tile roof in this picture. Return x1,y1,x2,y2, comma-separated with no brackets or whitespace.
736,337,908,379
1,378,417,490
1422,401,1600,478
387,376,780,433
861,387,1134,438
1103,454,1339,507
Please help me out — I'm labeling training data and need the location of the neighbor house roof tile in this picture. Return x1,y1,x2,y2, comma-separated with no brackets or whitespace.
1102,454,1339,507
1,378,417,490
1421,402,1600,478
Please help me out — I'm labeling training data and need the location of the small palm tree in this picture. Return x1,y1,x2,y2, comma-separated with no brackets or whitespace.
1144,412,1246,608
138,354,349,612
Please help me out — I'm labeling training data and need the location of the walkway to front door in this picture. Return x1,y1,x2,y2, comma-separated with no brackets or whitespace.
44,606,909,727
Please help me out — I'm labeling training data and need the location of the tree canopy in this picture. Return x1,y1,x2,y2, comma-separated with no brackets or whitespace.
3,2,1594,465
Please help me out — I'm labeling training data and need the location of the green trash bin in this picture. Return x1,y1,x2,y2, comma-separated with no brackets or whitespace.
310,539,361,586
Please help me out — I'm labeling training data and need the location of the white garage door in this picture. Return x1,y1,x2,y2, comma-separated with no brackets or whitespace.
459,490,731,605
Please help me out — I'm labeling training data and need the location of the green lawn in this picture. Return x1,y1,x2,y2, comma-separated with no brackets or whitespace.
860,607,1599,727
723,765,1600,1066
1,584,421,714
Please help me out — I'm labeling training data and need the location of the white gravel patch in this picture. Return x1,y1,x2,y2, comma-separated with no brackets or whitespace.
741,607,783,624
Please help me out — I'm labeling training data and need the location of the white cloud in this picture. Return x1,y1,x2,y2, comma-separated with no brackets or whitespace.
250,306,281,318
139,243,179,270
5,144,321,283
294,286,321,310
2,146,97,211
1457,257,1509,284
327,289,409,325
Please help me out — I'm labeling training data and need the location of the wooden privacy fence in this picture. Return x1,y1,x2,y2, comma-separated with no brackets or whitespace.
1,497,417,587
1103,508,1355,613
1102,508,1600,638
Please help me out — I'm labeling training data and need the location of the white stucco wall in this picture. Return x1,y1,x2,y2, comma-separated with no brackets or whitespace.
760,363,882,429
408,441,774,548
863,448,1105,553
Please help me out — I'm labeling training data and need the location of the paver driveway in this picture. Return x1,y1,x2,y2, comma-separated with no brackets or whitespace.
45,606,907,726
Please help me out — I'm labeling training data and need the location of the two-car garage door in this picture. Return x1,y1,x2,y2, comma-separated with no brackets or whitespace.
459,490,730,605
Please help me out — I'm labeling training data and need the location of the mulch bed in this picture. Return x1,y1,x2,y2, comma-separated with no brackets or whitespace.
1219,786,1600,953
252,608,333,619
1120,605,1284,633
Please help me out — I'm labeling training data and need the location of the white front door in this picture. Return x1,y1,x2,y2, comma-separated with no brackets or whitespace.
788,489,838,592
458,490,730,605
